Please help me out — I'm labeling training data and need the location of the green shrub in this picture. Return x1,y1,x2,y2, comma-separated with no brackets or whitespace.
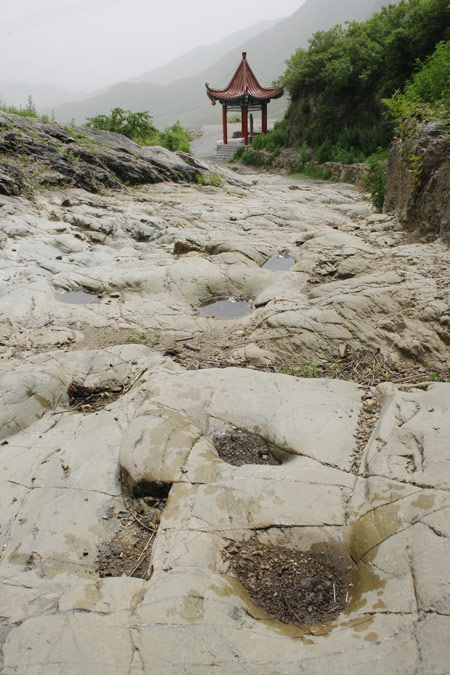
86,109,192,153
252,119,291,153
281,0,450,157
291,164,335,181
159,121,193,154
0,95,39,118
238,149,267,166
86,108,160,144
383,40,450,131
195,172,224,187
363,148,388,212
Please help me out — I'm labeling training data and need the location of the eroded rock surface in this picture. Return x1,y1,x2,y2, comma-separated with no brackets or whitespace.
384,121,450,240
0,166,449,368
0,111,199,195
0,147,449,673
0,346,449,673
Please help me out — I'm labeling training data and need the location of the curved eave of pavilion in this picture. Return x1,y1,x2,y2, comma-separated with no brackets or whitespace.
206,85,284,105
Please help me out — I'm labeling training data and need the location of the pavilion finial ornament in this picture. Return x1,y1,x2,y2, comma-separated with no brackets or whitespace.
205,52,283,147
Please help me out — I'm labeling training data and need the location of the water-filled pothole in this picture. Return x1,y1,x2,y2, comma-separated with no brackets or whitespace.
55,290,100,304
96,475,172,579
197,297,252,320
225,538,348,630
262,255,295,271
213,428,282,466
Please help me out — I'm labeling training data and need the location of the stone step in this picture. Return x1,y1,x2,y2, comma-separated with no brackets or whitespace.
215,144,250,161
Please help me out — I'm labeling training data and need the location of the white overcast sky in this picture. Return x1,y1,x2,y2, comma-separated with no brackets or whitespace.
1,0,305,91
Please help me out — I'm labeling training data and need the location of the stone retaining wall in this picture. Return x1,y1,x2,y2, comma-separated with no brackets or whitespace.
252,147,369,185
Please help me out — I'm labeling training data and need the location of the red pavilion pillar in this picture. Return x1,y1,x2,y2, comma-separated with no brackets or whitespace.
242,105,249,146
261,103,268,134
222,104,228,145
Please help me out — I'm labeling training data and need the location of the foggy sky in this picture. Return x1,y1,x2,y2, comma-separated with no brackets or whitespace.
2,0,305,92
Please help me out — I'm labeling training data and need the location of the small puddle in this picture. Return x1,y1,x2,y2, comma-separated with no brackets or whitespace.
55,291,99,304
197,297,252,320
262,255,295,271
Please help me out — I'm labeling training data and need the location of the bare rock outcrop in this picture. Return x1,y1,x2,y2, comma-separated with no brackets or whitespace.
384,121,450,240
0,111,199,195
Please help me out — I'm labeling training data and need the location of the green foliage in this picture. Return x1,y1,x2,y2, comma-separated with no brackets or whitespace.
195,172,224,187
86,108,192,153
290,164,336,181
234,149,267,166
125,333,148,345
0,95,39,118
383,39,450,131
86,108,159,144
282,0,450,157
159,121,192,154
429,370,450,382
363,148,389,212
252,119,291,153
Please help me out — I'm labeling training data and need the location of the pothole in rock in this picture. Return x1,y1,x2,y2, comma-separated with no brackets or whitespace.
197,297,252,320
212,428,283,466
68,379,128,412
96,477,172,579
225,538,348,630
55,290,100,304
261,255,295,271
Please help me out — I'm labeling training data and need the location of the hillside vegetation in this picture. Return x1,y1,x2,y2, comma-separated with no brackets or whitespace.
85,108,192,153
249,0,449,165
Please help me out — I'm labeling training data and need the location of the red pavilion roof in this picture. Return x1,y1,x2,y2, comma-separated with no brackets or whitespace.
206,52,283,105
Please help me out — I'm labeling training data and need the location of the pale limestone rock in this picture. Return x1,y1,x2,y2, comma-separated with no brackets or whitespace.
0,164,449,673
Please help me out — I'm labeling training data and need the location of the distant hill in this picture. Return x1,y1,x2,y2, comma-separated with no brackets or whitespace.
51,0,399,130
129,18,281,85
0,81,82,111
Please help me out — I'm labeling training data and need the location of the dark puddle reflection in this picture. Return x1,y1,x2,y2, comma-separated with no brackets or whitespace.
262,255,295,271
197,297,252,319
56,291,100,305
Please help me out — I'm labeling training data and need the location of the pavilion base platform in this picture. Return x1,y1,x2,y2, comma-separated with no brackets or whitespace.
215,138,250,160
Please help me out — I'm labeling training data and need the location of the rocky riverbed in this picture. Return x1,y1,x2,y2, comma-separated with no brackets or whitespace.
0,115,449,674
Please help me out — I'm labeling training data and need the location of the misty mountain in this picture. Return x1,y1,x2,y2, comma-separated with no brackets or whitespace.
129,18,281,85
51,0,400,130
0,81,83,111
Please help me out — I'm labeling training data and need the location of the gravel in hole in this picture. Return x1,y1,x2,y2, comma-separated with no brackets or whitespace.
213,428,282,466
225,538,348,628
96,476,172,579
68,379,127,412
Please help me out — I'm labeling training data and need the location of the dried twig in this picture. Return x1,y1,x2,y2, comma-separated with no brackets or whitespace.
122,368,148,394
127,504,156,533
282,592,314,635
128,532,155,577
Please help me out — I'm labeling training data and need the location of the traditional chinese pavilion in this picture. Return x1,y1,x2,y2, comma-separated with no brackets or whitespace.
206,52,283,147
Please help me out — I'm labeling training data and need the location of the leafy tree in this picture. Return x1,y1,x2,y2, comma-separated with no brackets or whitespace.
383,39,450,125
86,108,159,144
280,0,450,158
86,109,192,153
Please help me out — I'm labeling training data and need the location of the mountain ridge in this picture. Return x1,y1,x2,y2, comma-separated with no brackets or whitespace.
51,0,399,129
129,18,282,86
